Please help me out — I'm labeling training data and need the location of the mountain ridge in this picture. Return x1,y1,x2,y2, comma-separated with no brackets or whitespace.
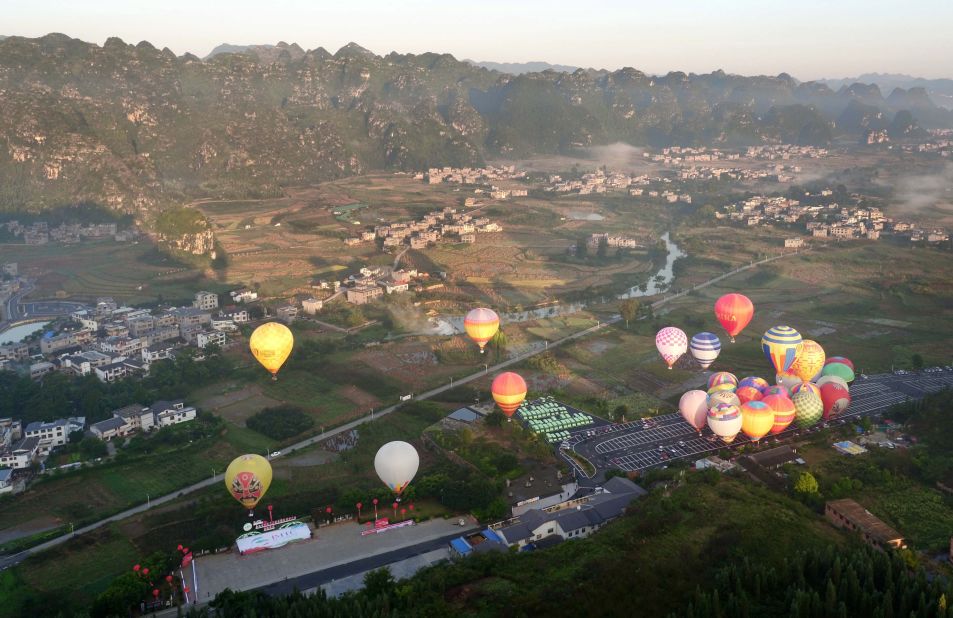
0,33,950,219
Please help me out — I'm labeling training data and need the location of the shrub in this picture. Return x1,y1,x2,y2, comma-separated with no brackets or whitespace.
246,406,315,440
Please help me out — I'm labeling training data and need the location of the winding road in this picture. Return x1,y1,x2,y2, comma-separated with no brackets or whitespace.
0,250,794,571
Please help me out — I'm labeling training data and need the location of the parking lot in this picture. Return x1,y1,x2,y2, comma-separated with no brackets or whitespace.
566,370,950,476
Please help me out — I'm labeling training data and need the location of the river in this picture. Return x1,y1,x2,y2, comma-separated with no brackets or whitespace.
0,321,50,345
428,232,684,334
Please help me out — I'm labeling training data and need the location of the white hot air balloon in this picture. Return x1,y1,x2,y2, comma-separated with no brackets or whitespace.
374,441,420,496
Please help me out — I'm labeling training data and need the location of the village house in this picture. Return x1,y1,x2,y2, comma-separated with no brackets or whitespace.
346,286,383,305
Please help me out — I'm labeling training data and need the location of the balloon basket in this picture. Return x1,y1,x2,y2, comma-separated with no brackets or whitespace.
271,374,278,381
730,337,736,343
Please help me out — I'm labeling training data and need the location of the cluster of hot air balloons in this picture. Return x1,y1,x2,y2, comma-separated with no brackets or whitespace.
678,322,855,444
655,294,754,371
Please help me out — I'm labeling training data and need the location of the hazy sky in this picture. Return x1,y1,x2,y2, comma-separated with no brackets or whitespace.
5,0,952,79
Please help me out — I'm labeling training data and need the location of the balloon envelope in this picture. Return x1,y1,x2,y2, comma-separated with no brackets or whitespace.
689,332,722,370
761,326,803,374
793,390,824,429
816,375,849,390
374,441,420,495
791,382,821,399
738,376,769,393
491,372,527,417
763,394,796,434
821,362,855,384
249,322,294,377
708,372,739,392
791,340,825,382
825,356,855,371
820,383,851,419
708,390,741,408
707,403,742,444
464,308,500,352
741,400,775,441
714,293,754,341
736,385,763,404
679,390,709,432
225,454,272,509
656,327,688,369
764,385,789,399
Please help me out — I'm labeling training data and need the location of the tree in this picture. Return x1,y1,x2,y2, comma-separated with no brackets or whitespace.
79,436,109,460
596,237,608,259
794,471,820,496
575,236,588,258
612,404,629,423
484,410,505,427
911,354,924,371
619,299,640,328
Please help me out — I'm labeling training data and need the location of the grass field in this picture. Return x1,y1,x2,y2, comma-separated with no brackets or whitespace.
0,240,223,304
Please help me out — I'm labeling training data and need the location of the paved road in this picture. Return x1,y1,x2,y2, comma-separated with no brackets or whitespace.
565,370,953,480
0,251,797,569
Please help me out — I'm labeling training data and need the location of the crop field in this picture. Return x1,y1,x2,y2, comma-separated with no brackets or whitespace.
0,240,220,304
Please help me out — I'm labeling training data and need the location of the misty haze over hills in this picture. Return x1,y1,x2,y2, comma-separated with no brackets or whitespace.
1,33,952,219
466,60,581,75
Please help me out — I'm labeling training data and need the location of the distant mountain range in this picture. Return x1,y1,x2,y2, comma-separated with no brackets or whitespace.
466,60,581,75
1,34,951,217
821,73,953,110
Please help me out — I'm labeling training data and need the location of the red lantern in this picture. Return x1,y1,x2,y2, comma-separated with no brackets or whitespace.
182,548,189,554
400,508,406,518
372,498,378,505
177,544,183,551
326,506,332,514
409,504,415,512
142,568,149,576
356,502,363,510
133,564,141,572
152,588,160,598
166,575,173,583
184,586,190,593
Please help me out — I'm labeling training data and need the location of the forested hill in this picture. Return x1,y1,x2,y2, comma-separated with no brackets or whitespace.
1,33,951,215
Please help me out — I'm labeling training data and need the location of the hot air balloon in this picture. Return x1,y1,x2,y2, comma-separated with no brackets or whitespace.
741,401,774,441
656,327,688,369
374,441,419,496
708,390,741,408
736,385,763,405
761,326,804,374
821,362,855,384
816,375,849,390
776,372,802,392
790,340,825,382
820,383,851,419
708,372,739,392
225,454,272,511
463,308,500,354
791,381,821,399
679,390,709,433
491,372,527,417
714,293,754,343
825,356,855,371
249,322,294,380
793,389,824,429
689,332,722,370
764,384,789,399
763,394,796,434
739,376,770,393
707,403,743,444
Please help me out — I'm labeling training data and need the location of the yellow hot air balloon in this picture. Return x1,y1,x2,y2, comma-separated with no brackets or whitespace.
464,308,500,353
225,454,273,511
250,322,294,379
790,340,825,382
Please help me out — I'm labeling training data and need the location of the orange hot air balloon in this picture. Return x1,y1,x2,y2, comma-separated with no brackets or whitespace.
740,400,774,441
491,372,527,417
790,340,825,382
464,308,500,353
249,322,294,380
714,293,754,343
763,394,796,434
